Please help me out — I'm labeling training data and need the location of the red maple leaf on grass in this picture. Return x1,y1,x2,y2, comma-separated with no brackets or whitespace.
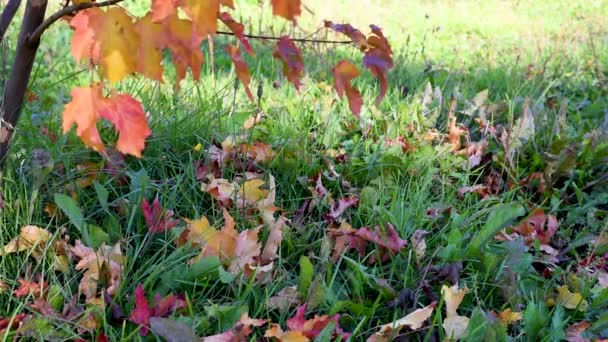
129,284,186,336
142,197,180,234
328,222,407,263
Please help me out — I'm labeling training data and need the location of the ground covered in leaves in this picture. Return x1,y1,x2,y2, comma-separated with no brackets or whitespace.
1,1,608,341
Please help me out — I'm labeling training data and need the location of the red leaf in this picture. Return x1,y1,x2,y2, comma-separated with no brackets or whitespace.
324,195,359,223
129,284,152,336
13,279,47,298
219,12,254,56
273,36,304,91
363,25,394,105
283,305,350,340
0,313,27,330
62,84,151,157
332,60,363,117
324,21,368,49
226,44,254,102
129,284,186,336
271,0,301,22
356,223,407,254
142,197,180,234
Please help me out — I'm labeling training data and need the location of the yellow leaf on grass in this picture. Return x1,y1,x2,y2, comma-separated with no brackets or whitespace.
1,225,51,254
370,302,436,340
496,308,522,326
556,285,588,311
441,284,470,341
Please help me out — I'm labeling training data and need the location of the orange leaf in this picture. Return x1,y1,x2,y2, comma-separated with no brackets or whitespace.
271,0,301,22
161,14,205,82
62,84,151,157
151,0,180,21
220,0,234,8
70,7,139,83
332,60,363,117
273,37,304,91
133,15,165,81
226,44,254,102
220,12,254,55
363,25,393,105
182,0,220,36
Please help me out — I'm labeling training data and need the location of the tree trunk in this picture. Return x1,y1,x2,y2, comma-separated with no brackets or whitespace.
0,0,48,168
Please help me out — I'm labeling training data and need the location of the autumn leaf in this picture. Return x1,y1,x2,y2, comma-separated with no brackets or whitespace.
556,285,588,311
226,44,254,102
70,240,125,302
332,60,363,117
268,286,302,311
328,222,406,263
363,25,393,105
410,229,429,264
203,312,267,341
496,208,559,253
273,37,304,90
70,7,139,83
324,195,359,223
129,284,186,336
141,197,180,234
492,308,522,326
441,284,470,341
368,302,436,341
151,0,220,36
62,84,151,157
271,0,301,22
1,225,51,256
133,14,165,81
13,278,48,298
220,12,254,55
324,21,368,49
265,305,349,341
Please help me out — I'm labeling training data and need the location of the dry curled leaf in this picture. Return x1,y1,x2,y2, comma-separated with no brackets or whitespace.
441,284,470,341
368,302,436,341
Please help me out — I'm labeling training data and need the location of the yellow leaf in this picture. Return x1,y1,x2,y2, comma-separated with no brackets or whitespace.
239,179,268,203
441,284,470,340
496,308,522,326
371,302,436,339
556,285,588,311
1,225,51,255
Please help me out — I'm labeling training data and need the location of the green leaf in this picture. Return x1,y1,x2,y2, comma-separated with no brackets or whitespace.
54,193,90,244
523,301,549,342
306,276,326,309
314,321,335,342
467,203,525,257
299,255,314,301
93,181,109,212
87,224,110,248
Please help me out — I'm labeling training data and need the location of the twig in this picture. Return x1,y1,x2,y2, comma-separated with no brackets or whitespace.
216,30,351,45
26,0,124,46
0,0,21,43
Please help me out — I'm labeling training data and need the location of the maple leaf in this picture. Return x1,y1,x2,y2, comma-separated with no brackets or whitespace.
151,0,220,36
70,240,125,302
324,195,359,223
328,222,407,263
203,312,267,341
496,208,559,252
180,208,237,261
70,7,139,83
273,37,304,91
266,305,349,341
226,44,254,102
332,60,363,117
271,0,301,22
324,21,368,49
133,15,165,81
129,284,186,336
441,284,470,341
368,302,436,341
141,197,180,234
13,278,48,298
220,12,254,55
62,84,151,157
1,225,51,256
363,25,394,105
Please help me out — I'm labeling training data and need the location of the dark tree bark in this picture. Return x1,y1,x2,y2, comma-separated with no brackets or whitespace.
0,0,48,167
0,0,22,43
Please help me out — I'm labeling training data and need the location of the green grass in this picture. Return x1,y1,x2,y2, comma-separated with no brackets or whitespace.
1,0,608,340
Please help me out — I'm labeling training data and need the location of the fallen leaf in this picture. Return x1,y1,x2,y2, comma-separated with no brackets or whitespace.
566,321,591,342
70,240,125,302
410,229,428,263
556,285,588,311
129,284,186,336
150,317,199,342
369,302,436,340
265,305,349,341
441,284,470,340
493,308,522,326
324,196,359,223
142,197,180,234
203,312,267,341
268,286,301,311
13,278,48,298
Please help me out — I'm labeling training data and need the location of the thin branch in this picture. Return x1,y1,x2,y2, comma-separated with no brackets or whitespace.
0,0,22,43
26,0,124,46
216,30,352,45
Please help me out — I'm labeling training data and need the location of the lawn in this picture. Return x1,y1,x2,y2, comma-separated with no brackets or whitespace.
1,0,608,340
